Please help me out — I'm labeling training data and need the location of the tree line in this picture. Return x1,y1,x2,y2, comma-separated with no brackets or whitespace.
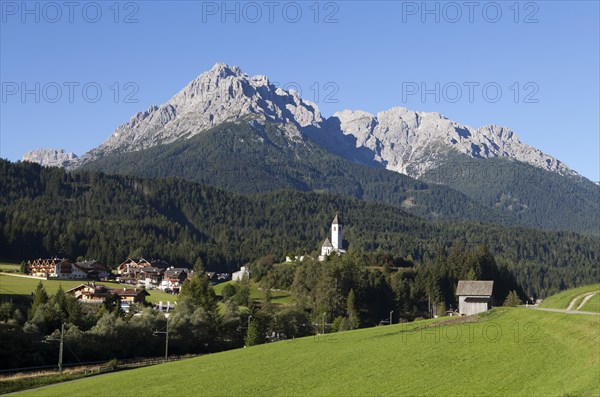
1,245,525,370
0,159,598,298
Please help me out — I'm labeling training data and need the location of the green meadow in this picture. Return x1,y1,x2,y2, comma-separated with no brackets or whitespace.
540,283,600,312
213,280,293,305
0,274,292,306
0,262,21,272
581,293,600,313
0,273,175,304
15,307,599,397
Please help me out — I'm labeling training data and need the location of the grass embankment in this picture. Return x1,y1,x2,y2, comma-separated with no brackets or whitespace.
540,283,600,312
580,293,600,313
0,273,175,304
0,371,93,395
15,307,600,397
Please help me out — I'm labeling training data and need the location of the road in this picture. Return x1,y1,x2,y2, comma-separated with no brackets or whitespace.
525,305,598,316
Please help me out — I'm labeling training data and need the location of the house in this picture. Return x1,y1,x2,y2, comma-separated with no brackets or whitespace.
67,283,150,310
141,266,166,287
117,258,152,283
206,272,221,284
111,288,150,305
319,214,347,261
164,267,189,283
66,283,112,303
160,267,190,291
58,262,88,279
73,260,111,280
26,258,57,277
216,273,231,282
27,258,108,280
456,280,494,315
27,258,72,278
117,258,170,285
232,266,250,282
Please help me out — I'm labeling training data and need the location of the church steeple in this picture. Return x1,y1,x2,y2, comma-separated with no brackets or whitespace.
319,213,347,261
331,214,342,250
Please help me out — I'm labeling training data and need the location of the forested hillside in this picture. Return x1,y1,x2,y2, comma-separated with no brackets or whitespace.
79,121,600,236
80,121,514,226
421,151,600,235
1,160,597,297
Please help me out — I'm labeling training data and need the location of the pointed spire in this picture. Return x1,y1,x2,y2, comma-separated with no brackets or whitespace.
332,213,340,225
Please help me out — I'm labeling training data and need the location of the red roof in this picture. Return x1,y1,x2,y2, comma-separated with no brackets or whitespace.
112,288,150,297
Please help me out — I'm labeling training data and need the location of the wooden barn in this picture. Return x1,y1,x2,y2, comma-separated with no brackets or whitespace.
456,280,494,316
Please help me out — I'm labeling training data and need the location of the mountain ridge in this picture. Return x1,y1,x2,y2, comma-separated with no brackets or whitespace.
319,106,577,179
80,120,514,225
19,63,599,235
23,63,583,181
77,120,600,235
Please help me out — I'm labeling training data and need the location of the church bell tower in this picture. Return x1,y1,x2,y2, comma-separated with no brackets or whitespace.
331,214,342,251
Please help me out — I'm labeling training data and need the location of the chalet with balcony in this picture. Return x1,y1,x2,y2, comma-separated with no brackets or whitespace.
73,260,111,280
111,288,150,304
66,283,112,303
67,283,150,306
160,267,189,291
27,258,72,278
117,258,170,285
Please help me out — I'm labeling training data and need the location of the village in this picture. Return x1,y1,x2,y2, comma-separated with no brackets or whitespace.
2,208,593,397
21,215,497,317
23,257,242,311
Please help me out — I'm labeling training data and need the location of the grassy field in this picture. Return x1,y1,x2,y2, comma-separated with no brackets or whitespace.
581,293,600,313
0,273,293,308
540,283,600,311
0,273,175,304
0,262,21,272
15,307,599,397
214,280,293,305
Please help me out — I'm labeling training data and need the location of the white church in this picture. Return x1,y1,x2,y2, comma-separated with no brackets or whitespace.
318,214,347,261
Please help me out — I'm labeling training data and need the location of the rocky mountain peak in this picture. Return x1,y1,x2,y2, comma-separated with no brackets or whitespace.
210,62,244,77
72,63,323,166
22,148,78,167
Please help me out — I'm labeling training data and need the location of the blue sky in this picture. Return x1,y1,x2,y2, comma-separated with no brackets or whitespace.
1,0,598,180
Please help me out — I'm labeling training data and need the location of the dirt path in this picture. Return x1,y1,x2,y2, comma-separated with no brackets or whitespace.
566,292,597,311
575,292,597,311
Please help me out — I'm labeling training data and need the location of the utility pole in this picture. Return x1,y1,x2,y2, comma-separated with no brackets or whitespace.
153,316,169,359
238,315,252,333
44,323,66,373
428,296,431,318
58,323,64,373
165,318,169,359
389,311,393,326
322,312,326,334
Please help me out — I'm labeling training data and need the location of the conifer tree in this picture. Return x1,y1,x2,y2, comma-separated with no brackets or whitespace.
503,290,522,307
346,288,359,330
29,281,49,320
